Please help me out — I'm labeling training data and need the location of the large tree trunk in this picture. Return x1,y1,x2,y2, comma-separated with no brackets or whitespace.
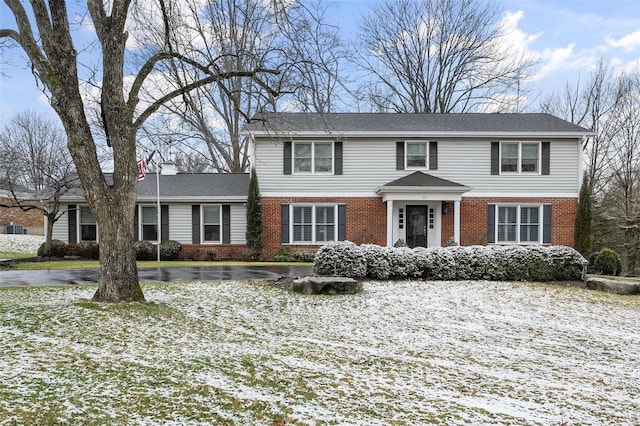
92,200,143,302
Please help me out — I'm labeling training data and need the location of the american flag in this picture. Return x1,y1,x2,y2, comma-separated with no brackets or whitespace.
137,151,155,181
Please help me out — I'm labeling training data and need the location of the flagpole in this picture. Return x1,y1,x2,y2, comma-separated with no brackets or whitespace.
156,160,161,262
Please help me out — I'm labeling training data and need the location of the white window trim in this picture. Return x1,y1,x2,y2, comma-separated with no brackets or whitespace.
289,204,338,245
201,204,223,244
139,205,158,242
494,204,543,245
78,205,98,242
405,140,430,170
292,141,334,175
499,141,541,175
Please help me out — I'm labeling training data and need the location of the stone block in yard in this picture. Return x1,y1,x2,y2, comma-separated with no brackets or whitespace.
291,276,362,295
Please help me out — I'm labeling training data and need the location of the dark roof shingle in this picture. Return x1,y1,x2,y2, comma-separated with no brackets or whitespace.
245,112,592,134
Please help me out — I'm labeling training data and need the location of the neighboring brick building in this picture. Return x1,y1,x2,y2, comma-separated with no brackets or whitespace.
245,113,592,258
0,181,44,235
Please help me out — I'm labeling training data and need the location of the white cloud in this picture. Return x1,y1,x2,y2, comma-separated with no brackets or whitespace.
496,10,541,59
607,30,640,51
530,43,575,81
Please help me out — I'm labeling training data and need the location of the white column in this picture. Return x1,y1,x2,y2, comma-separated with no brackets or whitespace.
453,200,461,244
386,200,394,247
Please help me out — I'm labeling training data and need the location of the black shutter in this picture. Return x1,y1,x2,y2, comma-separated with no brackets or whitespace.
191,205,200,244
487,204,496,243
133,206,139,241
222,205,231,244
543,205,552,244
68,204,77,244
281,204,290,243
541,141,550,175
338,204,346,241
491,142,499,175
161,205,169,242
283,141,292,175
429,141,438,170
334,141,343,175
396,142,405,170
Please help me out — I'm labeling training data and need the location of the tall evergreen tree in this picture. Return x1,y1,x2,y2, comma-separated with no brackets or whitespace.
246,168,263,259
574,173,593,257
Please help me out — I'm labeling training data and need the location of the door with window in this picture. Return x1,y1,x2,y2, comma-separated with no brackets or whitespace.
406,205,428,248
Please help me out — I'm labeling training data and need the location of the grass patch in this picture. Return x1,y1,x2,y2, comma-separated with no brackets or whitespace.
0,280,639,425
13,260,311,270
0,251,35,259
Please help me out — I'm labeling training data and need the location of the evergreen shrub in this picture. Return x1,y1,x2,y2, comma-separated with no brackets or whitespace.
74,241,99,259
135,240,155,260
159,240,183,261
593,248,622,276
37,239,68,258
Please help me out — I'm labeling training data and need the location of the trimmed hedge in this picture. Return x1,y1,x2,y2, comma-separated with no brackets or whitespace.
314,242,587,282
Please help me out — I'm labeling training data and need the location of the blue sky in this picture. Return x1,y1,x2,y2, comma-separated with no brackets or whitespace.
1,0,639,125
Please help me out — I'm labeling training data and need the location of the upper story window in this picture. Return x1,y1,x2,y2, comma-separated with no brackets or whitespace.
406,142,428,168
500,142,540,174
79,206,97,241
397,141,437,170
202,205,221,243
294,142,333,174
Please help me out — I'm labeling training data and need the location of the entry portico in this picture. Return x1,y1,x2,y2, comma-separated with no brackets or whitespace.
375,172,470,248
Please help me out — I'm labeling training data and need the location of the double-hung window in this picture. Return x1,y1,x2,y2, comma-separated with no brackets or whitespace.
291,205,337,243
79,206,97,241
202,205,221,243
500,142,540,174
495,205,542,244
294,142,333,174
141,206,158,241
405,141,428,168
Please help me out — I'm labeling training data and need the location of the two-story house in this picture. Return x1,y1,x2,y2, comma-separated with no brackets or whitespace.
244,113,593,258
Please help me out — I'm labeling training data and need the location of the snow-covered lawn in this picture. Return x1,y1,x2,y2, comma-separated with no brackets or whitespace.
0,234,45,255
0,280,638,425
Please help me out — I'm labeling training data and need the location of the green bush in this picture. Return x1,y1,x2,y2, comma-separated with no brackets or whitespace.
135,240,155,261
37,239,68,258
593,248,622,276
273,246,295,262
74,241,99,259
159,240,183,261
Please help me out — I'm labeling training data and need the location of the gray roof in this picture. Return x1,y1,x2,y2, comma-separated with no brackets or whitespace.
244,112,593,135
383,172,467,188
63,173,249,200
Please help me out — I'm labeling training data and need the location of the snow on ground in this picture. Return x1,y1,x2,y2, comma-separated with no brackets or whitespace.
0,280,639,425
0,234,45,254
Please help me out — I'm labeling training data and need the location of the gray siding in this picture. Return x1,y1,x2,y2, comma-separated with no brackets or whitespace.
52,206,69,242
230,204,247,244
52,202,247,245
253,137,581,196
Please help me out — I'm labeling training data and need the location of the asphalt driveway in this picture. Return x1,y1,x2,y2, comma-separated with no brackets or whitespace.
0,265,313,287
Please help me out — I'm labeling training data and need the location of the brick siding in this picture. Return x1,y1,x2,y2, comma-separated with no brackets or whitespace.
441,197,577,247
262,197,386,258
0,198,44,234
263,196,577,258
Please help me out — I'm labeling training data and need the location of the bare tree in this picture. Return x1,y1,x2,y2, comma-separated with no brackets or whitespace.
539,60,624,196
354,0,536,113
0,0,280,302
0,110,79,252
140,0,349,173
